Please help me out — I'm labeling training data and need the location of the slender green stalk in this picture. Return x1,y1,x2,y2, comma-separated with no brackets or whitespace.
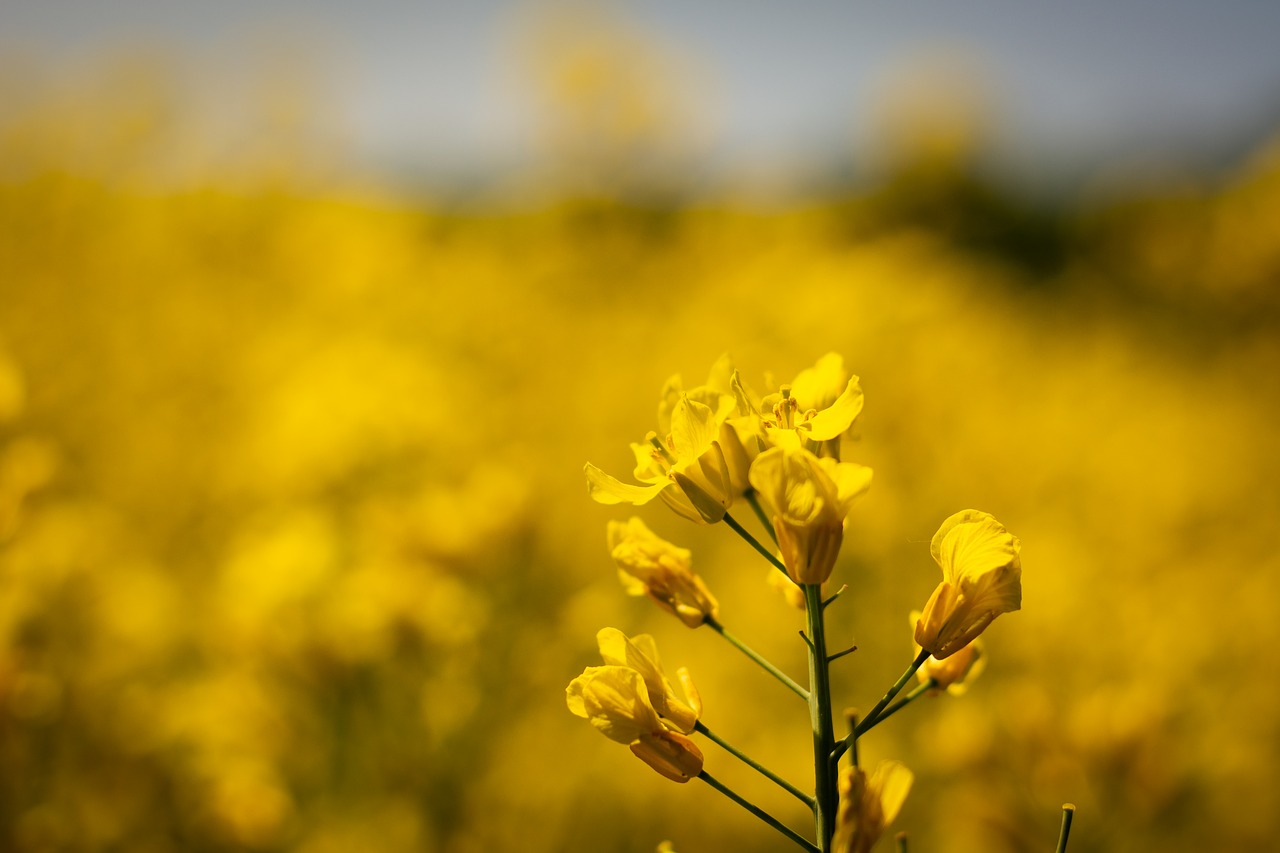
698,770,820,853
745,490,779,544
896,831,909,852
1056,804,1076,853
695,720,815,808
804,583,838,851
706,616,809,701
857,681,933,733
854,650,930,737
723,511,788,575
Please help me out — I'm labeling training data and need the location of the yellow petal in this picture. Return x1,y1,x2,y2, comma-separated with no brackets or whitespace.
871,760,913,827
803,376,864,441
584,462,667,506
930,510,1021,587
789,353,847,410
577,665,662,744
669,396,718,460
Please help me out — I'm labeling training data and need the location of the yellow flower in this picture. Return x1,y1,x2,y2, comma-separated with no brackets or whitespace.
748,446,872,585
608,517,719,628
766,568,807,610
593,627,701,732
831,761,913,853
913,510,1022,660
585,395,734,524
565,665,704,783
658,354,766,495
756,353,864,458
910,611,986,696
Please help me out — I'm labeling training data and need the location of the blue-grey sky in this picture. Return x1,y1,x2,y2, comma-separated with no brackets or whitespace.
4,0,1280,183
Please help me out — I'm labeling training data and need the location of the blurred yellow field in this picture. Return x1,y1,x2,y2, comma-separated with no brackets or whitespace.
2,56,1280,853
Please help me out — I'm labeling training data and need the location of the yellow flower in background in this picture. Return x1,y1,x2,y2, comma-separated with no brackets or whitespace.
748,446,873,584
910,611,986,695
766,568,808,610
586,395,734,523
594,627,701,732
608,517,719,627
832,760,914,853
756,353,864,458
920,639,985,695
565,665,704,783
914,510,1022,660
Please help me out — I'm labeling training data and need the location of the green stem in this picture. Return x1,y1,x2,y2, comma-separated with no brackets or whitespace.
1055,804,1076,853
745,490,779,544
695,721,815,808
854,650,930,737
706,616,809,701
896,832,909,853
724,511,788,575
804,584,837,852
857,681,933,734
698,770,820,853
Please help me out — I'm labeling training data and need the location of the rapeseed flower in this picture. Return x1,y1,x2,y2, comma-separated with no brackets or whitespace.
658,354,766,494
592,627,701,732
914,510,1022,660
565,665,704,783
748,446,872,584
567,628,704,782
608,517,718,627
585,395,734,524
831,761,914,853
755,353,864,458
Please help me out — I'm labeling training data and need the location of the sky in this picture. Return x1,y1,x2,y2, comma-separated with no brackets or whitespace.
4,0,1280,187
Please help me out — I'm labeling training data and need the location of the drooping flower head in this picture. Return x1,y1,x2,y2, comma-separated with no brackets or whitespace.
608,517,719,628
565,665,704,783
914,510,1022,659
585,394,735,524
748,446,873,585
593,627,701,733
566,628,704,783
832,760,914,853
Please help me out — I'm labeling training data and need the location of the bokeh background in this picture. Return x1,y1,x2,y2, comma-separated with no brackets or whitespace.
3,2,1280,852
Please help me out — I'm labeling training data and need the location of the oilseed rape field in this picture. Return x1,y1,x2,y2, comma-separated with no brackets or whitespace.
2,60,1280,853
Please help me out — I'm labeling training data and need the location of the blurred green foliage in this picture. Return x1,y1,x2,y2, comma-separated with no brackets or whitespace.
2,49,1279,853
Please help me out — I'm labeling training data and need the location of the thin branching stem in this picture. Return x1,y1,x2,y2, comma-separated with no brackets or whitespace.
695,721,815,808
854,650,930,737
827,644,857,664
706,616,809,701
723,511,788,575
856,681,933,734
744,490,779,545
698,771,820,853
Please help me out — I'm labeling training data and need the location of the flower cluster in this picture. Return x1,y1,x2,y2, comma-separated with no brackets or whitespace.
569,354,1029,853
585,353,866,539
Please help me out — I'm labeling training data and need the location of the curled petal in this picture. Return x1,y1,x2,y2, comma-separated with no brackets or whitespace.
804,376,865,441
584,463,666,506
